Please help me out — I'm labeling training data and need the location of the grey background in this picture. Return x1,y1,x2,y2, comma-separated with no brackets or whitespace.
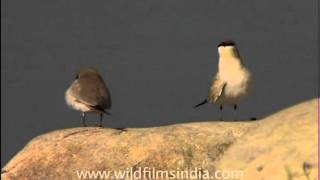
1,0,318,166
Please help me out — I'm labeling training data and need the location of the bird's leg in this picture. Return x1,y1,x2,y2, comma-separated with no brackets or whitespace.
234,104,238,121
81,112,86,127
99,113,103,127
219,105,223,121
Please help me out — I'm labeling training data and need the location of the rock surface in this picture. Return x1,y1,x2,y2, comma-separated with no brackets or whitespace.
2,99,318,180
215,99,318,180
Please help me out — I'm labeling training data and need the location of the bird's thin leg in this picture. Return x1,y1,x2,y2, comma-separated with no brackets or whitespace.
219,105,223,121
234,104,238,121
82,112,86,127
99,113,103,127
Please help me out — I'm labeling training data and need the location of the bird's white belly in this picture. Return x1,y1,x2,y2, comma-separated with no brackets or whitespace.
218,68,251,105
223,83,248,102
65,88,92,112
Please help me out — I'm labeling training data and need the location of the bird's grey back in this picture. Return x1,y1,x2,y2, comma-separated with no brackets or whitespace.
71,73,111,110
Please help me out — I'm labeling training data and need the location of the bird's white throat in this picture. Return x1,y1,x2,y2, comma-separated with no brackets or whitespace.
218,46,240,58
218,46,242,71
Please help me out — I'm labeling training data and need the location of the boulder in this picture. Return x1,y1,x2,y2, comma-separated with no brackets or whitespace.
2,99,318,180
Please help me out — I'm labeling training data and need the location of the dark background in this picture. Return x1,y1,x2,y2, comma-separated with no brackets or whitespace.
1,0,318,166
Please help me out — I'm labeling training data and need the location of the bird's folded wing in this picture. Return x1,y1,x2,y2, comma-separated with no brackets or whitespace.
70,79,111,109
209,76,226,102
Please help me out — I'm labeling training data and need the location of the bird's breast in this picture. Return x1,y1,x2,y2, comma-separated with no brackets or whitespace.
218,64,251,99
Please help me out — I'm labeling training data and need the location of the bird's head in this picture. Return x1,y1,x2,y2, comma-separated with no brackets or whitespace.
217,40,235,47
217,40,239,57
75,68,102,80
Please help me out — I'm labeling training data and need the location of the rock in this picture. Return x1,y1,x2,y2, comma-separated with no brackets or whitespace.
2,99,318,180
215,99,318,180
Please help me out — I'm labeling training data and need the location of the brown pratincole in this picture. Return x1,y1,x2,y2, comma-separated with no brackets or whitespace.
65,68,111,127
194,40,252,120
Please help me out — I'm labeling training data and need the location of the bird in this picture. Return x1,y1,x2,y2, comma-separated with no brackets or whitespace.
194,40,252,120
65,68,111,127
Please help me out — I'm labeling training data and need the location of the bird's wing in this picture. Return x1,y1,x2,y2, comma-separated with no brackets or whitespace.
70,77,112,110
209,75,226,102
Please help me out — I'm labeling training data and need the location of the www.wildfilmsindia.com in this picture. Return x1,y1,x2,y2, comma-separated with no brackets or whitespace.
76,167,244,179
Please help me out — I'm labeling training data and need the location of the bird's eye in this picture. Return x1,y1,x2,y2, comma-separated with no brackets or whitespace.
75,75,79,79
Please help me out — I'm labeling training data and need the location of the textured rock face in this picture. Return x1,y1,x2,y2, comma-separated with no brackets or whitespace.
216,99,318,180
1,99,318,180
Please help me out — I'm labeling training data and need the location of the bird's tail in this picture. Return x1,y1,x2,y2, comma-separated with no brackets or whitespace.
194,99,208,108
104,110,111,115
92,105,111,115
